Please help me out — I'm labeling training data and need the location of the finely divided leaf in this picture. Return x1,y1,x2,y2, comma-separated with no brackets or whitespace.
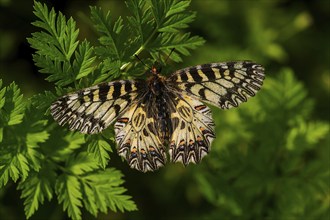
90,6,124,60
45,131,85,158
30,2,79,61
150,0,194,32
150,33,205,62
56,175,83,220
73,40,96,80
66,152,99,175
87,136,112,169
18,168,56,219
0,153,30,187
30,91,57,112
29,1,99,87
81,168,137,216
126,0,153,44
25,130,49,171
0,82,25,126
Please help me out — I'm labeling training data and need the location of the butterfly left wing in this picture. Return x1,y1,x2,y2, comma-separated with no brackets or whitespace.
168,61,265,109
114,102,167,172
169,94,215,165
51,80,144,134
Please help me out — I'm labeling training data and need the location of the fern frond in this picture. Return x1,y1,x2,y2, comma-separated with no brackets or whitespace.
150,0,193,32
18,167,56,219
73,40,96,81
126,0,153,44
86,135,112,169
0,82,25,126
29,2,97,88
81,168,137,216
0,153,30,187
90,7,127,61
66,152,99,175
56,174,83,220
30,2,79,61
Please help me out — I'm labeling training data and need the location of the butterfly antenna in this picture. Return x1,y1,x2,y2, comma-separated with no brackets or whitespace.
134,54,151,69
164,48,175,64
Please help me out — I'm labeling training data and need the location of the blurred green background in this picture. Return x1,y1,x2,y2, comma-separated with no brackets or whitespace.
0,0,329,220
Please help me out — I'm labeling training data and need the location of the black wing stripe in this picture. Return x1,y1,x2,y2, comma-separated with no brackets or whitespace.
98,84,110,102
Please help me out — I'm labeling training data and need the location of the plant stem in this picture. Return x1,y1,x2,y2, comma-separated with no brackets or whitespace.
119,27,159,71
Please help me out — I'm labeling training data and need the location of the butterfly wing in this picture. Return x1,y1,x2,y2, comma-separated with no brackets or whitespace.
114,102,167,172
168,61,265,109
169,94,215,165
51,80,145,134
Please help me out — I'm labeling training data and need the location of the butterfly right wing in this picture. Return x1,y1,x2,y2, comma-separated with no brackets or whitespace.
168,61,265,109
169,94,215,166
51,80,145,134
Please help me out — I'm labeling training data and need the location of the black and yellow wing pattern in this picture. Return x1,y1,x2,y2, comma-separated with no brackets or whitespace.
114,102,167,172
169,94,215,165
169,61,265,109
51,60,265,172
51,80,145,134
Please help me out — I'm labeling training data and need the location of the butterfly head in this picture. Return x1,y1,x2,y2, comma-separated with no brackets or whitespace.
150,62,162,76
148,66,166,95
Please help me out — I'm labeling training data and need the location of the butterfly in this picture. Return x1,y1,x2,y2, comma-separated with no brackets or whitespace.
50,61,265,172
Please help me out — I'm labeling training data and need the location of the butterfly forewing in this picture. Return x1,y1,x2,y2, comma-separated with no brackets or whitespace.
51,80,145,134
169,61,265,109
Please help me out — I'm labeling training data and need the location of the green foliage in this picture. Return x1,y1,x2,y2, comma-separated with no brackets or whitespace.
194,69,329,220
1,0,329,220
0,0,204,219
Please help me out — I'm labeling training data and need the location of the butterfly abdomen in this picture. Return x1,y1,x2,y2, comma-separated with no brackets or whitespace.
155,94,172,143
148,76,173,144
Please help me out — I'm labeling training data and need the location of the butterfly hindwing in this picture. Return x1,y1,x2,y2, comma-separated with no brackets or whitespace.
169,61,265,109
169,94,215,165
51,80,144,134
114,102,167,172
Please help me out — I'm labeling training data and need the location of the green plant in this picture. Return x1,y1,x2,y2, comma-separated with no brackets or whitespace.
0,0,204,219
194,69,329,220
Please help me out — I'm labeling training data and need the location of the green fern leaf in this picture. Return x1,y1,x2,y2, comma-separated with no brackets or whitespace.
45,131,85,159
30,91,57,112
87,136,112,169
0,153,30,187
90,6,126,61
150,32,205,62
286,120,329,150
81,168,137,216
150,0,194,32
30,2,79,60
66,152,99,175
126,0,153,44
29,1,88,87
0,82,25,126
25,130,48,171
0,80,5,110
73,40,96,81
18,167,56,219
56,174,83,220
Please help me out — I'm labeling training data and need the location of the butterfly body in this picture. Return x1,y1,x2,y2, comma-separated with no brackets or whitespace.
51,61,265,172
141,74,172,143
